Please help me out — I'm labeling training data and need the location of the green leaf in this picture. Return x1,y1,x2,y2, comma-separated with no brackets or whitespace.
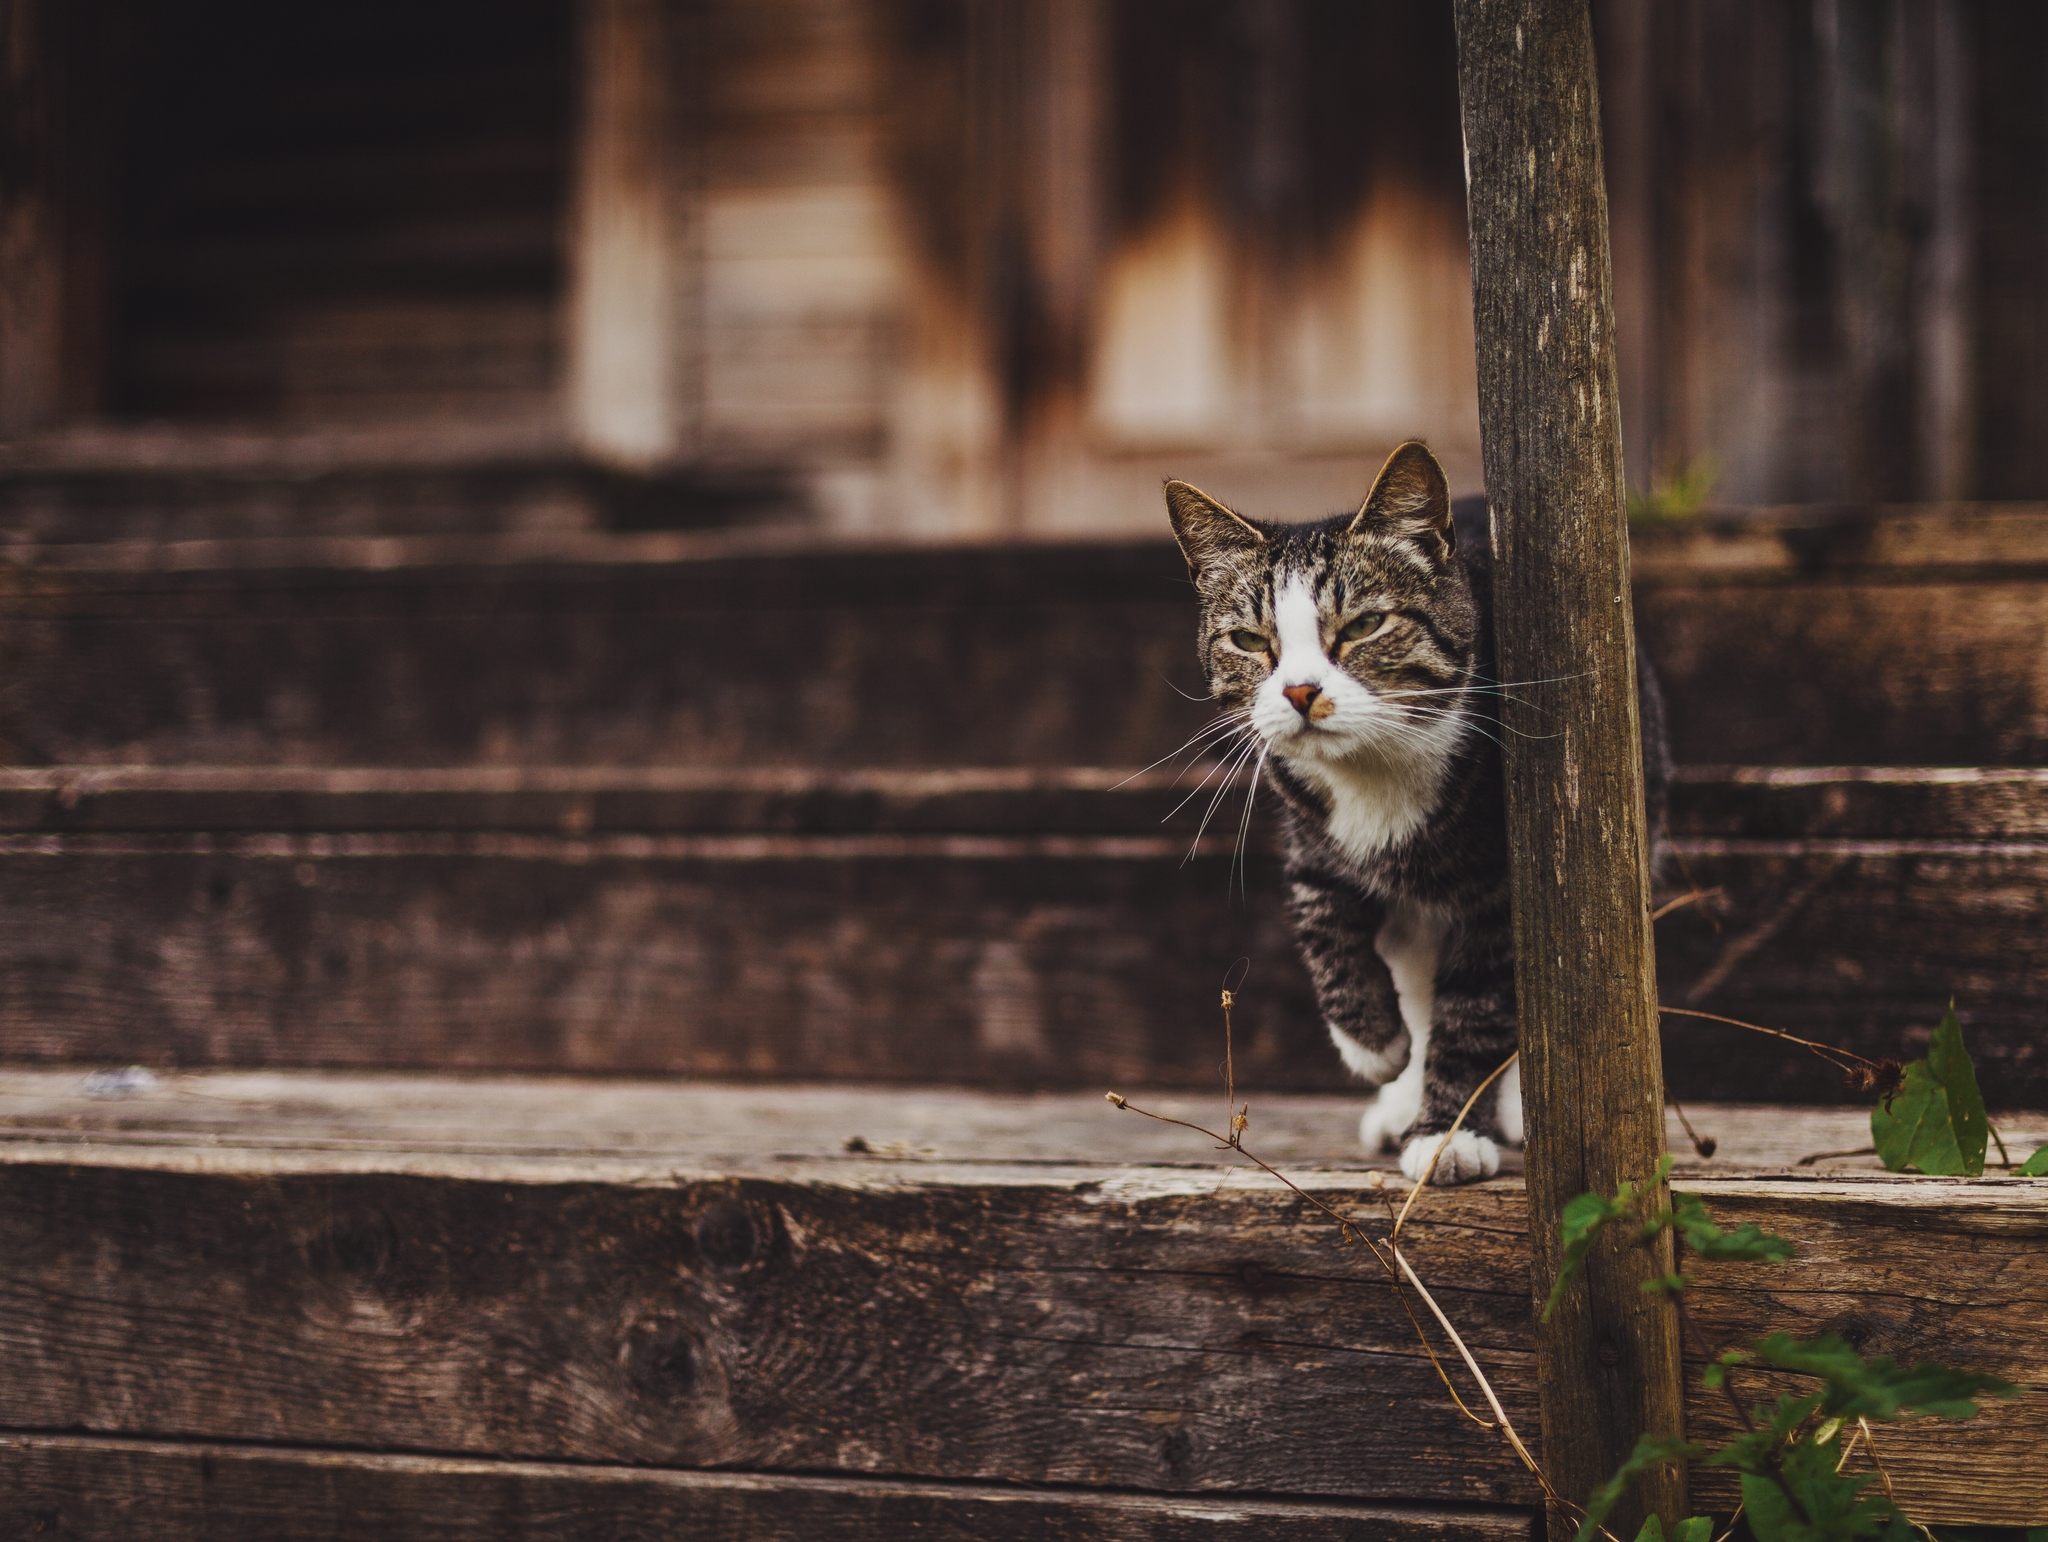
1632,1519,1665,1542
2019,1145,2048,1177
1749,1333,2016,1422
1672,1520,1713,1542
1574,1434,1702,1542
1544,1188,1632,1322
1739,1433,1892,1542
1871,1003,1989,1176
1670,1191,1796,1263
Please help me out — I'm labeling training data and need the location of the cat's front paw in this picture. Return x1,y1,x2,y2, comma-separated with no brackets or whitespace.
1359,1079,1421,1153
1398,1129,1499,1186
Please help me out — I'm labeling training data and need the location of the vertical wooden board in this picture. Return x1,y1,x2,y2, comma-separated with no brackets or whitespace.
0,1159,1541,1504
0,1436,1540,1542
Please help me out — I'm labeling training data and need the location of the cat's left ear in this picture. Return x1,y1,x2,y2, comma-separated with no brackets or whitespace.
1165,480,1267,577
1351,440,1453,565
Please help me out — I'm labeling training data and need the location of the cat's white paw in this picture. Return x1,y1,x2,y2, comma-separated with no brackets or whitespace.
1359,1073,1422,1154
1398,1129,1500,1186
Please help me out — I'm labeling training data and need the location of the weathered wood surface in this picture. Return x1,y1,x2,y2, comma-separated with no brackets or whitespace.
1454,1,1679,1529
1679,1178,2048,1522
1,1073,2039,1176
0,1152,1547,1506
0,1093,2040,1524
0,1435,1539,1542
0,771,2039,1095
2,762,2039,837
0,521,2042,768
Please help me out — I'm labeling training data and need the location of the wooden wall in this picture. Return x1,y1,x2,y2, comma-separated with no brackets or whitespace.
8,2,2048,534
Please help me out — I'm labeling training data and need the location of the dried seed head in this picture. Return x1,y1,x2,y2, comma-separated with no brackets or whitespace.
1106,1091,1128,1109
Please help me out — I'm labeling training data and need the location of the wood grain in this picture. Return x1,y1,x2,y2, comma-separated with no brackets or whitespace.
1678,1178,2048,1524
0,528,2042,770
0,816,2039,1099
0,1153,1548,1506
0,1071,2037,1180
0,1434,1540,1542
1453,1,1682,1531
0,1119,2038,1523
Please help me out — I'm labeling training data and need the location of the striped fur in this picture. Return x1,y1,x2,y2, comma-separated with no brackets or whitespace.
1165,441,1669,1185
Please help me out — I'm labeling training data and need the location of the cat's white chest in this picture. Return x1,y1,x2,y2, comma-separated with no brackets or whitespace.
1290,754,1436,864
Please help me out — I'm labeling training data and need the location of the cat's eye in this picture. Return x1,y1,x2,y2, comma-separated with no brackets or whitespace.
1337,611,1389,644
1228,628,1272,656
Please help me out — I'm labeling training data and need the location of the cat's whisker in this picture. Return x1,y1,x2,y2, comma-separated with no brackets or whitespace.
1231,743,1270,900
1113,711,1255,790
1159,728,1261,823
1185,734,1264,864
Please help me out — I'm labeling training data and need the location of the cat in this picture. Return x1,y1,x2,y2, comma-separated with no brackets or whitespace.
1164,440,1669,1185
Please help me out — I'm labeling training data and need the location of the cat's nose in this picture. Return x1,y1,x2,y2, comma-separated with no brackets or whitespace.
1282,683,1322,718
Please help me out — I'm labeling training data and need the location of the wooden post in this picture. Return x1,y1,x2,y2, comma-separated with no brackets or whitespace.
1450,4,1684,1538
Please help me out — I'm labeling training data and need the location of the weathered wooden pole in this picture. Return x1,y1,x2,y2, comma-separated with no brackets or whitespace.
1450,3,1685,1537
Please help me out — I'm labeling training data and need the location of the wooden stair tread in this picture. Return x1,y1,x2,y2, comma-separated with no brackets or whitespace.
9,1072,2041,1176
2,1435,1536,1542
0,1078,2040,1524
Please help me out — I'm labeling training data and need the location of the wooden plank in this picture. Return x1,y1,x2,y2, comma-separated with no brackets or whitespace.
5,762,2040,838
1679,1178,2048,1524
0,1152,1547,1506
0,1434,1539,1542
1453,0,1681,1531
1637,577,2048,766
0,1073,2037,1177
0,1130,2038,1523
1658,842,2048,1104
0,542,1211,770
3,524,2039,768
0,825,2040,1098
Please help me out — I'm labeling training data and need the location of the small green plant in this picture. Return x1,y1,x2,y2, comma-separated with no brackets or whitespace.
1871,1002,1991,1176
1550,1165,2016,1542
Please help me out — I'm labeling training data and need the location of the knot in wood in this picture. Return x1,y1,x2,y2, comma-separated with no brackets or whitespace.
693,1199,760,1273
623,1316,700,1404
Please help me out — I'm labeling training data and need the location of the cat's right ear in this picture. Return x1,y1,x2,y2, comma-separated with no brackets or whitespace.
1165,480,1266,577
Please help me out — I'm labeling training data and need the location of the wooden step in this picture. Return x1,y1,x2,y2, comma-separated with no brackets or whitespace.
0,1438,1536,1542
1,510,2042,769
0,452,803,547
0,1076,2041,1530
0,767,2039,1102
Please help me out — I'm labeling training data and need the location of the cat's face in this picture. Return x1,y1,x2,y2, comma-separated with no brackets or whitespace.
1165,442,1479,770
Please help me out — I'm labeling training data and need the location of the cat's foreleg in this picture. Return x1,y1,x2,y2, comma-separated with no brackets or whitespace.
1287,874,1408,1122
1397,910,1519,1185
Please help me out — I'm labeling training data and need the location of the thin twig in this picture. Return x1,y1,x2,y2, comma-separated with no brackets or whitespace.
1392,1052,1519,1244
1103,1091,1484,1421
1795,1145,1876,1168
1856,1419,1939,1542
1650,886,1723,923
1667,1096,1716,1159
1988,1122,2011,1169
1382,1241,1621,1542
1657,1006,1882,1077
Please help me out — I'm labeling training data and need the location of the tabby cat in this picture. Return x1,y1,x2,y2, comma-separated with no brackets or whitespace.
1164,441,1668,1185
